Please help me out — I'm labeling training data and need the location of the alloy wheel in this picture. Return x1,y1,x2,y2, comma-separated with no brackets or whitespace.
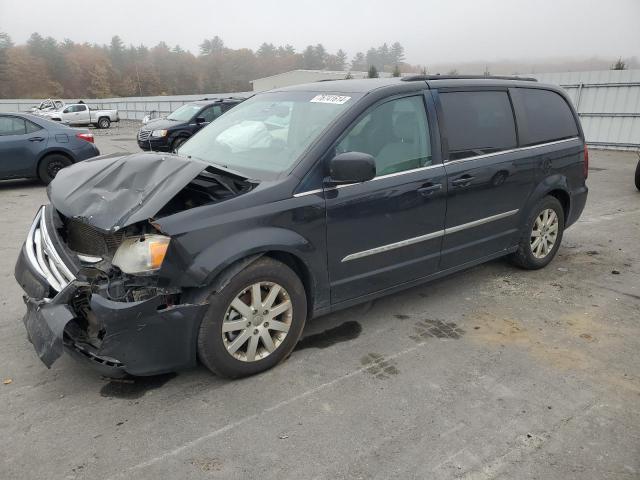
221,281,293,362
530,208,559,259
47,161,65,179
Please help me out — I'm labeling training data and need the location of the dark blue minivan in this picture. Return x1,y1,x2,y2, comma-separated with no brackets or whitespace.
15,76,588,379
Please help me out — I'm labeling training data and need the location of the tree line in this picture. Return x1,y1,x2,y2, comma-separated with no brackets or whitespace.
0,33,421,99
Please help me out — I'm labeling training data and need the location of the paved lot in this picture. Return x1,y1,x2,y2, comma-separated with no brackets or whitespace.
1,131,639,479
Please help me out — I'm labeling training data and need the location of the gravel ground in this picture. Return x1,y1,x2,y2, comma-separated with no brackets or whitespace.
0,138,638,479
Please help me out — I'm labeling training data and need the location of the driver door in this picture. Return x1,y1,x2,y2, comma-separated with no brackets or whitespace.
325,94,447,304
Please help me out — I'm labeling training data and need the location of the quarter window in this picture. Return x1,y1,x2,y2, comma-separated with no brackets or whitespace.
516,88,579,145
25,120,42,133
336,96,432,177
440,91,517,160
0,116,26,135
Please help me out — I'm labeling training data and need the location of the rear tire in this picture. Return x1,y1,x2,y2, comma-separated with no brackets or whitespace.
37,154,72,185
509,195,565,270
635,157,640,191
97,117,110,129
197,257,307,379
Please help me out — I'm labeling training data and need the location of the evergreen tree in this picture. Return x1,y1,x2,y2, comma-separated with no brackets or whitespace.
392,64,401,77
368,65,379,78
335,49,347,70
611,57,627,70
0,33,13,97
390,42,405,64
351,52,366,71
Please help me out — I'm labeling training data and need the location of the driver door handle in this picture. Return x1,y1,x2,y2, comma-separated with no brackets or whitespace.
417,183,442,196
29,137,45,142
452,175,474,187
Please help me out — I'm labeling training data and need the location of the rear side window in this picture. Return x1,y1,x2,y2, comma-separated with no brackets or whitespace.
0,116,26,135
200,105,223,122
516,88,579,145
440,91,517,160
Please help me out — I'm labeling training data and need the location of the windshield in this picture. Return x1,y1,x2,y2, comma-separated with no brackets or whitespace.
178,91,361,180
167,104,202,122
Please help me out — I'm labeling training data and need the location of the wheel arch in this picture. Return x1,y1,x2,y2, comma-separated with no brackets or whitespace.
170,130,191,146
36,149,75,175
163,227,322,318
547,189,570,223
524,174,571,224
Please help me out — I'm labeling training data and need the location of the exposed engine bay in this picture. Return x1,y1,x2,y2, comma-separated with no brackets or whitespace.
156,169,255,217
41,158,255,357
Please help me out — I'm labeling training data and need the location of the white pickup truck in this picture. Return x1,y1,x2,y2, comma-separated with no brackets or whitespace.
46,103,120,129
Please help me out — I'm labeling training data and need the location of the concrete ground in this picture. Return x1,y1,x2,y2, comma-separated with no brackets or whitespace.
0,129,638,479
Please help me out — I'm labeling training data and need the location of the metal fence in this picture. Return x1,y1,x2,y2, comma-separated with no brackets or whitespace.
1,70,639,150
0,92,252,121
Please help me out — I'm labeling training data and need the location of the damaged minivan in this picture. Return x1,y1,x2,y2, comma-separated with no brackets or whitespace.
15,76,588,378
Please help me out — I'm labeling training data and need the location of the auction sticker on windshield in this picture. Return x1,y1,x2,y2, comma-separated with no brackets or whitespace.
310,94,351,104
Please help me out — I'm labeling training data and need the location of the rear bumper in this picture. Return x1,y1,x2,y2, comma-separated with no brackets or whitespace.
14,206,208,377
567,185,588,228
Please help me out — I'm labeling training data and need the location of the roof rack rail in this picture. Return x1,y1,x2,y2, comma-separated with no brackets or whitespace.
401,74,537,82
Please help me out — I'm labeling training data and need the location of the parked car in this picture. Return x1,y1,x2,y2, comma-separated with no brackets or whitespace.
45,103,119,129
635,154,640,190
14,76,588,379
0,112,99,184
137,97,244,152
142,110,160,125
29,99,65,115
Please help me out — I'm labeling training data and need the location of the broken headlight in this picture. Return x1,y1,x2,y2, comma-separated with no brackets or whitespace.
112,235,170,275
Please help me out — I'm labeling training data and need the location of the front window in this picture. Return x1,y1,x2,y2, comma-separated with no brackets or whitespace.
167,104,202,122
178,91,362,179
336,95,432,176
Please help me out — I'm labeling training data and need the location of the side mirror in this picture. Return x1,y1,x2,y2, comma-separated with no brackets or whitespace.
329,152,376,183
195,117,206,125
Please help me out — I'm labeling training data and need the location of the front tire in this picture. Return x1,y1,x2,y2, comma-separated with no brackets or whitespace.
197,257,307,378
37,154,72,184
509,195,565,270
97,117,110,129
172,137,187,152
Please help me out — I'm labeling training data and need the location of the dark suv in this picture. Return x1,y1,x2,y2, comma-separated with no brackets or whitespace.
137,97,244,152
15,76,588,379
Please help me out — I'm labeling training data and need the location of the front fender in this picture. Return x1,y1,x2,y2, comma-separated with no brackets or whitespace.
159,226,317,288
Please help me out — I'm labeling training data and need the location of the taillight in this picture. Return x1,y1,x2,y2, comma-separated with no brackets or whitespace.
583,144,589,179
76,132,94,144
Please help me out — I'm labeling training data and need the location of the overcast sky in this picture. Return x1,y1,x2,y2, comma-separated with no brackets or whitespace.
1,0,638,64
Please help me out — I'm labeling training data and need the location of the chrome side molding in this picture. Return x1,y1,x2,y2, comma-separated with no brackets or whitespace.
342,209,519,262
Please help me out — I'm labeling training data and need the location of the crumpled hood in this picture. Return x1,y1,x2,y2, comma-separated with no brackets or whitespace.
48,153,209,232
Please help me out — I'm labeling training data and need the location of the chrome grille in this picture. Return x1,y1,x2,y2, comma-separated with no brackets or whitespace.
138,129,151,141
25,206,76,294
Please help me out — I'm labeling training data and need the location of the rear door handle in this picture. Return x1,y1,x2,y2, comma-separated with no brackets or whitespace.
417,183,442,196
29,137,44,142
452,176,474,187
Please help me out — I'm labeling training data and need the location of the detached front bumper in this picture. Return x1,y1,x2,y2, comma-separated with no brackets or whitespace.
14,206,208,377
